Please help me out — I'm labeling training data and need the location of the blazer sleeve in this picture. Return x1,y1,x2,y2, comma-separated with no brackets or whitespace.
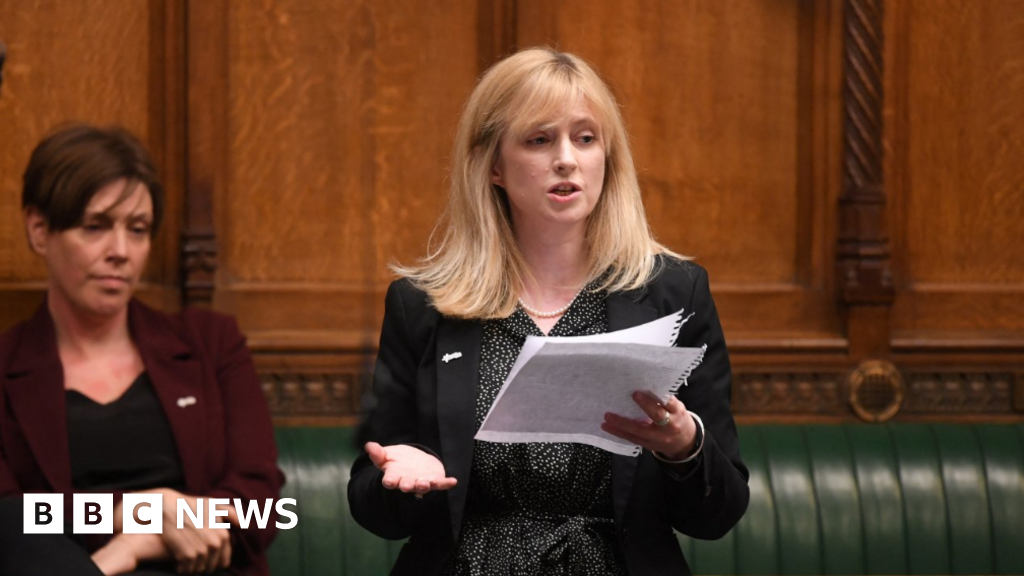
0,331,23,498
198,314,285,565
660,266,750,539
348,281,447,540
0,425,20,497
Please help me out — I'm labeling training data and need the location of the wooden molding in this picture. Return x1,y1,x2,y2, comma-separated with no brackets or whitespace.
183,0,228,307
838,0,892,306
1015,374,1024,413
256,358,1022,421
181,228,217,306
149,0,187,304
733,372,846,415
731,366,1018,419
478,0,517,71
260,370,366,418
0,37,6,91
901,371,1015,415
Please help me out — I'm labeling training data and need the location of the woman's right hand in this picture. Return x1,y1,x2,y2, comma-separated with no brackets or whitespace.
365,442,457,496
91,532,168,575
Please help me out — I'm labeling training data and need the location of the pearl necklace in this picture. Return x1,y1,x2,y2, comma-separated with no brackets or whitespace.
518,288,584,318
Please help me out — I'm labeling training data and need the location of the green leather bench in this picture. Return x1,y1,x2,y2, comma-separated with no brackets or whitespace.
268,424,1024,575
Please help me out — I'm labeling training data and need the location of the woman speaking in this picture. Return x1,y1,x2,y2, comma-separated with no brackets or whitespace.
349,48,749,575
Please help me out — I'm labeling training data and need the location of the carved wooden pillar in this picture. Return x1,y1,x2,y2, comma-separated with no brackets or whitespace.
181,224,217,305
839,0,893,360
0,37,7,94
182,1,227,307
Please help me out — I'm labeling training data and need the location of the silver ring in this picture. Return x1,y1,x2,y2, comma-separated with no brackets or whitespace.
654,412,671,427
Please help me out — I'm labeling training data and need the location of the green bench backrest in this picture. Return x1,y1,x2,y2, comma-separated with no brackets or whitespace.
269,424,1024,576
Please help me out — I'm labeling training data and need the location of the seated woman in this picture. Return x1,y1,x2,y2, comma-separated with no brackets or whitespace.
0,125,284,576
349,48,750,575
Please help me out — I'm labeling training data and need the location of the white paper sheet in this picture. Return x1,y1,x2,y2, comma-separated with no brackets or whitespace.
475,308,707,456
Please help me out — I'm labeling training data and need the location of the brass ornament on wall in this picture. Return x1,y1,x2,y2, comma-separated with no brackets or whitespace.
848,360,905,422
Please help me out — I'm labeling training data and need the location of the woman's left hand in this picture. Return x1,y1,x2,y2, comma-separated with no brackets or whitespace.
602,392,697,460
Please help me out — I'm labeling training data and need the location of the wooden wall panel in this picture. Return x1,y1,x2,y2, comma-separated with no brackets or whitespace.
0,0,183,328
515,0,846,347
890,0,1024,350
211,0,480,347
1,1,1019,423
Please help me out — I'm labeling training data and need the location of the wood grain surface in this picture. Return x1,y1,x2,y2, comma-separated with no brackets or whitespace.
0,0,1021,420
0,0,180,325
889,0,1024,346
213,0,479,337
516,0,846,345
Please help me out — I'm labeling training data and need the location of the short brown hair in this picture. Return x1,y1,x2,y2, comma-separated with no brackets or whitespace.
22,124,164,235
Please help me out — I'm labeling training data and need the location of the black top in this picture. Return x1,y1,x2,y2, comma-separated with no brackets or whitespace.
349,261,750,576
66,373,185,492
443,285,628,576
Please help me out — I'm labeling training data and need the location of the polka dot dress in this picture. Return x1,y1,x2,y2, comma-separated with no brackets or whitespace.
442,286,628,576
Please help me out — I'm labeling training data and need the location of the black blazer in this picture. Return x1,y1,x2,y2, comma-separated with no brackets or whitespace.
349,258,749,576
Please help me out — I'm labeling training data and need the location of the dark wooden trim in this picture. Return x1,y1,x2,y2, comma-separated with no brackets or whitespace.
730,366,1019,420
838,0,893,360
181,229,217,305
840,0,885,200
0,37,6,93
893,337,1024,354
260,370,368,419
148,0,187,311
838,0,889,295
733,371,846,416
735,413,1024,425
901,371,1015,415
477,0,517,72
1015,374,1024,413
273,415,363,428
182,0,227,306
0,288,46,326
253,357,1023,421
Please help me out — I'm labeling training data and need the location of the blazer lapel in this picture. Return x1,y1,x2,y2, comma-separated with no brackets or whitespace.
129,301,208,493
4,305,73,493
605,289,659,527
435,316,482,544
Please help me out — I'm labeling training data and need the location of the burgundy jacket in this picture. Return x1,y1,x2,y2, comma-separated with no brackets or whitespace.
0,299,284,575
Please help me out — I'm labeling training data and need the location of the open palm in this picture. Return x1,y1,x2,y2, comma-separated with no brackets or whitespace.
365,442,458,495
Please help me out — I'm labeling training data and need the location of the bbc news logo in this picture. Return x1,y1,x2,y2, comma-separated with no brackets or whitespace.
23,494,298,534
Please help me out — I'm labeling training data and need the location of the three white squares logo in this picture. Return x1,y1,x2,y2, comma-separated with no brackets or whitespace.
23,493,165,534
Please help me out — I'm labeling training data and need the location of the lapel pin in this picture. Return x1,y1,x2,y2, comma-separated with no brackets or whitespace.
442,352,463,364
177,396,197,408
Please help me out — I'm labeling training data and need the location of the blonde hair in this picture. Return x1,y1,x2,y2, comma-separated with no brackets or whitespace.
395,47,685,319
